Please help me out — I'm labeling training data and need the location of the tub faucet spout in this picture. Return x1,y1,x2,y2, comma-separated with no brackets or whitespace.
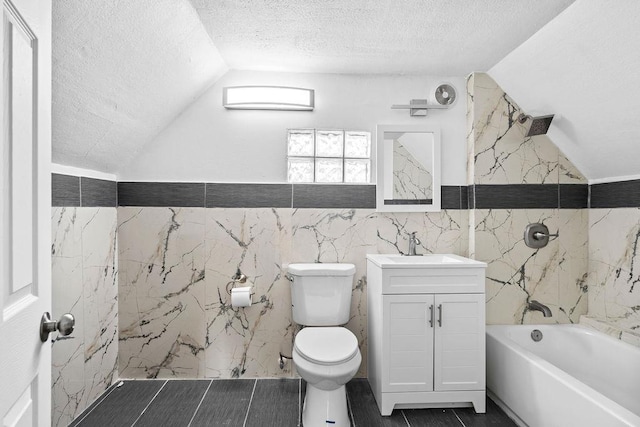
528,300,552,317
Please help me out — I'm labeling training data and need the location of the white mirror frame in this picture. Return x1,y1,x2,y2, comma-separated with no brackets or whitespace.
375,124,441,212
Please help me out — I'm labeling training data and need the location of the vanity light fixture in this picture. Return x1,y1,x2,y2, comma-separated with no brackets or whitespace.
223,86,314,111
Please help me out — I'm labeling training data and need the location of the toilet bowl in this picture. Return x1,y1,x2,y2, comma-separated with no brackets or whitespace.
287,263,360,427
293,326,361,427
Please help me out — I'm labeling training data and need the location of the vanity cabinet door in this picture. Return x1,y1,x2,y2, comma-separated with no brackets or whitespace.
433,293,485,391
382,294,435,392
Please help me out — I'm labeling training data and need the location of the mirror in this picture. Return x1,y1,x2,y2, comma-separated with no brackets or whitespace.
376,125,441,212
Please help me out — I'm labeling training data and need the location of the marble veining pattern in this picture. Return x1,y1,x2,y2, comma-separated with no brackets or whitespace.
470,73,585,185
580,316,640,348
468,73,588,326
392,142,433,200
558,209,589,322
51,207,118,427
476,209,560,324
475,209,587,325
204,208,292,379
110,72,594,387
118,208,206,379
53,69,640,427
559,151,588,184
117,208,468,380
587,208,640,343
466,74,476,186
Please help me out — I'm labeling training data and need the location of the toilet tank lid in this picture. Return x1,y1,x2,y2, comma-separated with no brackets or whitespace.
287,263,355,276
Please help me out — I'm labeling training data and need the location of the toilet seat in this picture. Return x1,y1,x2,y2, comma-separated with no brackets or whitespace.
294,327,359,366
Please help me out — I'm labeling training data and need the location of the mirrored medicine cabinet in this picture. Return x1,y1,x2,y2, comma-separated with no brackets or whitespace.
376,124,441,212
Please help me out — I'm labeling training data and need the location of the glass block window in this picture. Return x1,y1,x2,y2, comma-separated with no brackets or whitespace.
287,129,371,183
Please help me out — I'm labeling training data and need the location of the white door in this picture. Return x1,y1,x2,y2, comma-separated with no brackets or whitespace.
433,293,485,391
0,0,51,426
382,294,435,392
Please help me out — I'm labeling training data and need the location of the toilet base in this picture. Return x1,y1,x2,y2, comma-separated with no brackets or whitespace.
302,384,350,427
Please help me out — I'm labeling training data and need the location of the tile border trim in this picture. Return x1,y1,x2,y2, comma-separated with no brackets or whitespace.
590,179,640,208
54,174,606,210
115,183,469,209
52,173,118,207
471,184,589,209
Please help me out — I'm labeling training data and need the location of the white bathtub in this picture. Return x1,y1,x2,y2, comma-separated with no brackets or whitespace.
487,324,640,427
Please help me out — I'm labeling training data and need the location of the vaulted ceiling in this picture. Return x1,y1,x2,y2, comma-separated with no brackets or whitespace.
52,0,227,172
489,0,640,182
189,0,575,75
54,0,640,183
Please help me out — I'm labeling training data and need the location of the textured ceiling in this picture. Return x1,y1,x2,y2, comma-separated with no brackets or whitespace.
52,0,227,173
52,0,576,174
489,0,640,182
190,0,575,75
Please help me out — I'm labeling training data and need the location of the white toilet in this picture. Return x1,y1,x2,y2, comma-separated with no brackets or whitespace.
288,263,361,427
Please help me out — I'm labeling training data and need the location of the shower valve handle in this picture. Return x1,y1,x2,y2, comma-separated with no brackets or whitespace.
524,223,558,249
533,231,559,240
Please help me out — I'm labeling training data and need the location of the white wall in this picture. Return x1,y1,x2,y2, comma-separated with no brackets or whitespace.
118,70,467,185
489,0,640,182
52,0,228,174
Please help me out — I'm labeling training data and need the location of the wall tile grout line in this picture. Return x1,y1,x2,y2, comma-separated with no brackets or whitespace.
79,176,83,207
130,380,168,427
241,379,258,427
186,379,214,427
202,182,207,208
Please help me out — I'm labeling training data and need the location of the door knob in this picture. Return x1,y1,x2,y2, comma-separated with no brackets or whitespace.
40,312,75,342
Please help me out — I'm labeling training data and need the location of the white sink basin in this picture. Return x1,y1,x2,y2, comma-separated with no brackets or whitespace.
367,253,485,268
383,254,463,264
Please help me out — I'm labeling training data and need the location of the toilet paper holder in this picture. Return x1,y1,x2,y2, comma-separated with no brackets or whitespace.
226,268,255,307
230,286,256,304
232,268,247,284
226,268,248,294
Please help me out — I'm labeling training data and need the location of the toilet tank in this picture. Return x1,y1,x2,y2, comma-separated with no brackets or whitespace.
288,263,356,326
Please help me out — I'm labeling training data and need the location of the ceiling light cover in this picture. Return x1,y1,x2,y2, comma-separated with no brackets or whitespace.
223,86,314,110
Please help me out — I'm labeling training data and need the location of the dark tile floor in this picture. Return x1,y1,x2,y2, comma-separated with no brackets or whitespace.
69,378,516,427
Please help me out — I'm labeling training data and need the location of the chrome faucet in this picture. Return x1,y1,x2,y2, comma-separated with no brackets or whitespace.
528,300,552,317
407,232,421,256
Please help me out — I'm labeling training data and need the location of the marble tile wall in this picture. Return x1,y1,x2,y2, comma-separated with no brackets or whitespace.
117,208,467,379
51,207,118,427
468,73,588,325
392,142,433,200
115,73,593,381
52,73,599,404
585,208,640,345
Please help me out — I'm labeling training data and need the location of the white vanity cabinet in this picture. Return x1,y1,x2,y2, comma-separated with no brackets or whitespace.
366,254,487,416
